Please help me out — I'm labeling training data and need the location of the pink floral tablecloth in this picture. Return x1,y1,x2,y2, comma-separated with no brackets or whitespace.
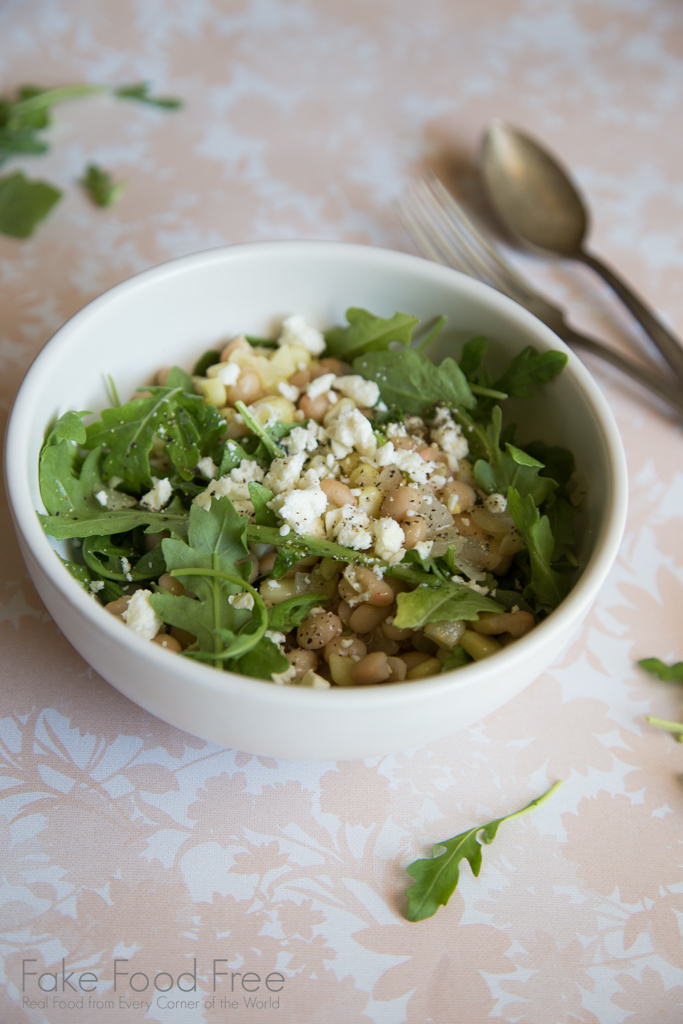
2,2,683,1021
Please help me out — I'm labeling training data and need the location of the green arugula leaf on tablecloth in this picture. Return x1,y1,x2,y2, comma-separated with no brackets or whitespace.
405,782,563,921
80,162,126,207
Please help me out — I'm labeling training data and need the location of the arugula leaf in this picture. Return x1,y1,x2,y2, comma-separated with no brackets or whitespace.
218,439,252,476
507,488,572,611
267,594,329,632
441,646,472,671
459,336,488,379
0,128,49,161
0,171,61,238
493,346,568,399
405,782,563,921
474,442,557,507
85,386,224,489
271,545,302,579
80,163,126,207
81,534,165,582
545,496,577,562
639,659,683,683
39,426,105,516
193,348,221,377
39,504,189,541
60,558,91,590
394,580,502,630
324,308,419,361
248,482,278,527
234,401,285,461
230,638,290,680
114,82,183,110
354,348,476,415
149,498,267,664
523,441,575,490
164,365,195,392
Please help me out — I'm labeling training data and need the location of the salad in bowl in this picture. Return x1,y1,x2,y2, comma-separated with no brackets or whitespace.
37,306,579,690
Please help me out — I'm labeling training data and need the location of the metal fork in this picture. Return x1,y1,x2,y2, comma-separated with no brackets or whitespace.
397,174,683,417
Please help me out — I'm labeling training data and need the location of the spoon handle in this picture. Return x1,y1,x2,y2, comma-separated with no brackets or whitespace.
559,322,683,418
580,250,683,385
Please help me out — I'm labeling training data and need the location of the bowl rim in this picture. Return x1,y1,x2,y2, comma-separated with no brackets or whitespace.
4,239,628,711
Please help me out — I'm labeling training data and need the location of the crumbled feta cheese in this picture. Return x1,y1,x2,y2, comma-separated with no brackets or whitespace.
484,492,508,513
334,375,380,408
264,451,306,494
214,362,242,387
277,314,326,355
140,476,173,512
329,439,352,460
228,592,255,610
372,517,405,563
281,423,321,454
277,380,300,402
272,664,297,686
120,556,133,582
279,524,291,536
230,460,265,485
265,629,287,647
325,505,373,550
429,407,469,469
95,489,108,507
385,421,408,440
121,589,163,640
197,456,218,479
375,442,433,484
414,540,434,560
464,579,490,595
270,483,328,535
194,459,265,509
306,372,337,400
89,580,105,593
300,669,331,689
325,404,376,456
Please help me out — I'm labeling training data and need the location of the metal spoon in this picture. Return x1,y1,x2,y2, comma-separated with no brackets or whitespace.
480,119,683,384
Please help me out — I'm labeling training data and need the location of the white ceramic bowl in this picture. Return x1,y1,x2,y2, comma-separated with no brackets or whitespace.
5,242,627,760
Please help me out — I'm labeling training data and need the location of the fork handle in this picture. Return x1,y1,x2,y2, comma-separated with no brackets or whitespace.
560,323,683,418
579,249,683,386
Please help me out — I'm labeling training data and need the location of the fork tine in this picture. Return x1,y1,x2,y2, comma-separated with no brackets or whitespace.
397,175,535,307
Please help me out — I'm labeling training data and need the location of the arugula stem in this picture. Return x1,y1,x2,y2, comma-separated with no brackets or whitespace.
469,384,508,401
170,567,268,661
415,315,447,353
234,401,285,460
8,84,107,122
106,374,121,408
646,715,683,738
246,524,381,565
500,780,564,823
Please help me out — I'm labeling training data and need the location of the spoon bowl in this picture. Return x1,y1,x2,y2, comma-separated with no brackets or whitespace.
481,120,587,256
480,119,683,384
